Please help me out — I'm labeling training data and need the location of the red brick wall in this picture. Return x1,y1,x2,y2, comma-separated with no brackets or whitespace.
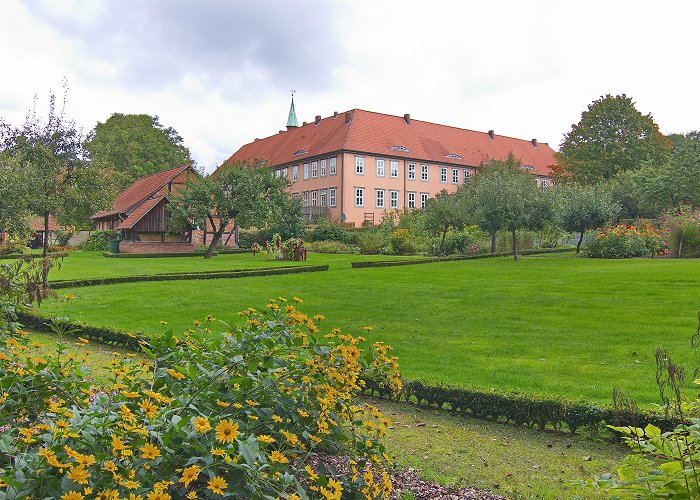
118,242,196,254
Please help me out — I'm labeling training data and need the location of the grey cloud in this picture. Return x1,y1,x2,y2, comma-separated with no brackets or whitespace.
26,0,346,99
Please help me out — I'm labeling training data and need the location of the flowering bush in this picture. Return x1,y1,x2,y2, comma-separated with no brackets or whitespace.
658,206,700,258
263,234,306,261
584,223,667,258
0,300,401,499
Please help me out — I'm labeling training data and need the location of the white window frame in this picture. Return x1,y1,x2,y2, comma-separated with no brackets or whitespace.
462,169,470,183
320,159,327,177
302,191,309,207
311,190,318,207
421,164,429,181
390,160,399,178
282,167,288,178
420,192,429,209
376,158,385,177
452,168,459,184
292,165,298,182
376,189,385,208
329,157,337,176
355,156,365,175
303,163,309,180
407,163,416,180
320,188,327,207
355,187,364,207
275,169,281,178
312,161,318,178
407,191,416,209
389,190,399,209
329,187,336,207
440,167,448,183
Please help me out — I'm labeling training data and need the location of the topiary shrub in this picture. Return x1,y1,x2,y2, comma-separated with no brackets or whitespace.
0,300,401,498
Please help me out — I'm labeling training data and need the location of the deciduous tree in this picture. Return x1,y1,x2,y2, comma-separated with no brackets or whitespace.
423,189,467,255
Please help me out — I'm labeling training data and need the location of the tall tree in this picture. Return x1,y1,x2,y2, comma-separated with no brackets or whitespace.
85,113,193,189
423,189,467,255
558,94,672,184
169,162,295,259
556,184,621,253
461,154,546,260
0,92,112,293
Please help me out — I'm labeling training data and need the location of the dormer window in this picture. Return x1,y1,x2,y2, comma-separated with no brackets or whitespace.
446,154,463,160
293,150,308,157
522,164,534,171
389,145,410,152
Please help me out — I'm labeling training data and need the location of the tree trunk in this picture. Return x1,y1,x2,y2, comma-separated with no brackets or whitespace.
205,214,225,259
439,224,448,255
678,232,684,258
490,232,497,255
42,212,50,296
576,230,584,254
511,226,518,261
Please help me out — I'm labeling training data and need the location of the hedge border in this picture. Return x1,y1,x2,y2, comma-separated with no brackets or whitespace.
362,378,677,435
351,248,573,268
0,252,70,260
50,264,329,289
102,251,216,258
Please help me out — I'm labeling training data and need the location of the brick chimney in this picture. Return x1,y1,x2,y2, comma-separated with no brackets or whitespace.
315,115,321,125
531,138,538,148
404,113,411,125
333,111,338,118
345,112,352,124
487,130,495,140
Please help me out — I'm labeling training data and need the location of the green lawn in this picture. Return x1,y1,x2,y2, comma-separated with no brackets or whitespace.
37,253,700,406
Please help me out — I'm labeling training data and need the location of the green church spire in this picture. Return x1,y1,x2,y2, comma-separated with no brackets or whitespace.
286,93,298,130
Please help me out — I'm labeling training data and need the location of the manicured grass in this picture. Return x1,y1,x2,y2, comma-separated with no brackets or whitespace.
375,398,626,499
38,254,700,406
43,251,414,281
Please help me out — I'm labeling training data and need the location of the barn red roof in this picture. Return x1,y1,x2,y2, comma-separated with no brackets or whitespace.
116,196,166,230
29,215,58,232
222,109,557,176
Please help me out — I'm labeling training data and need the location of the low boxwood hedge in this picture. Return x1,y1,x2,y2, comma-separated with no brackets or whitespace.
362,378,676,435
351,248,573,268
50,265,329,289
102,251,216,258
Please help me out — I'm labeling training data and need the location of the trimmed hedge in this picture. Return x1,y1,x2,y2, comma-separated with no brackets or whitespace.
50,265,329,289
215,248,251,255
351,248,573,268
362,378,677,435
16,309,146,349
102,251,216,258
0,252,70,261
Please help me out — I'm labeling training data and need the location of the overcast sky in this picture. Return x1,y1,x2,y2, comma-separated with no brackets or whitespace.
2,0,699,173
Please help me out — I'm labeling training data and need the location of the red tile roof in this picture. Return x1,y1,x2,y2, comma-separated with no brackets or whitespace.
29,215,58,232
117,196,165,230
112,165,191,214
222,109,557,176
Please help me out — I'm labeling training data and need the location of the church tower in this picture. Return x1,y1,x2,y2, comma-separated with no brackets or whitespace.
286,93,298,130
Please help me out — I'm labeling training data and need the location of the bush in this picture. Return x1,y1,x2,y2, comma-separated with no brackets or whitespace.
389,229,418,255
0,235,27,257
237,229,273,249
585,223,667,258
659,206,700,258
0,301,402,498
304,220,356,243
305,240,360,254
80,230,114,251
495,230,537,253
358,229,387,255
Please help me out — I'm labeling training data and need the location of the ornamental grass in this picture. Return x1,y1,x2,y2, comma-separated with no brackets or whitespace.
0,300,402,499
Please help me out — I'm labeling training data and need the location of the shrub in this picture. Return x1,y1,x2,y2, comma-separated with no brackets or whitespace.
389,229,417,255
238,229,273,249
495,230,537,253
0,235,27,257
80,230,115,251
53,227,75,246
305,240,360,254
585,223,667,258
304,220,356,243
659,206,700,258
0,301,401,498
358,229,387,255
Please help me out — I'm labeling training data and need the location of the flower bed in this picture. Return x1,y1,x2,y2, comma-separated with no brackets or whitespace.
585,223,667,258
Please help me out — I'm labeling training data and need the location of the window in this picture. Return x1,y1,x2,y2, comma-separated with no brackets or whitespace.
355,187,364,207
389,145,410,152
312,161,318,178
320,188,327,207
390,160,399,178
440,167,447,183
282,167,288,178
376,158,385,177
292,165,298,182
293,149,308,157
376,189,385,208
407,192,416,208
463,169,470,183
312,190,318,207
540,179,548,192
420,192,429,209
292,193,299,201
275,169,280,178
303,163,309,180
551,179,557,188
355,156,365,175
421,164,429,181
407,163,416,180
302,191,309,208
329,188,336,207
452,168,459,184
320,159,327,177
329,157,337,175
390,190,399,209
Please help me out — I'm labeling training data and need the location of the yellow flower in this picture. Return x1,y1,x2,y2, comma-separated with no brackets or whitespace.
297,409,310,417
179,465,201,487
139,399,158,419
216,399,230,407
205,314,215,321
61,492,85,500
207,476,228,495
75,453,97,466
121,391,140,399
111,434,128,453
314,314,325,321
64,293,76,301
160,320,168,325
293,296,303,303
166,368,185,380
193,416,211,433
186,492,197,499
256,434,275,444
146,492,171,500
272,415,283,423
215,419,239,443
268,450,288,463
305,465,319,481
210,447,226,457
245,399,259,407
67,464,90,485
192,320,201,326
140,443,161,460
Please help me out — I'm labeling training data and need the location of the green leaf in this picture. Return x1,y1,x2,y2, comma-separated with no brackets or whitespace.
659,461,683,475
644,423,661,437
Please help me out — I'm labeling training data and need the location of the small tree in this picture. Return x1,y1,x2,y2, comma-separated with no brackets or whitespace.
556,184,621,253
423,189,467,255
169,162,294,259
0,91,112,294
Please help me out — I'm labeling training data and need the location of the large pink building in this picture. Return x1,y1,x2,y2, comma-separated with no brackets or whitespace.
222,105,557,226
